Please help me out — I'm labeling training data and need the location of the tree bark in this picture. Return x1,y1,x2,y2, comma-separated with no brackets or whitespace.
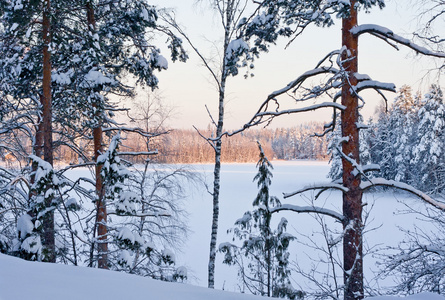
208,81,225,288
207,1,234,289
41,0,55,263
86,1,108,269
341,2,363,299
93,125,107,269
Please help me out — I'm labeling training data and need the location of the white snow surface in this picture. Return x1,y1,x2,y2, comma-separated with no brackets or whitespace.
0,253,442,300
0,253,262,300
2,161,445,299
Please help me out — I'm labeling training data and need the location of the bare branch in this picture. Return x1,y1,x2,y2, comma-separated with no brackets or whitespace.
193,125,217,151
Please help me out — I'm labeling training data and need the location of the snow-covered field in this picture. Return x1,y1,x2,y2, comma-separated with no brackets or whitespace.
1,161,443,299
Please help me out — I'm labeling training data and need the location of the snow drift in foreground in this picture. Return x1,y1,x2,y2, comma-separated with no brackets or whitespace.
0,254,443,300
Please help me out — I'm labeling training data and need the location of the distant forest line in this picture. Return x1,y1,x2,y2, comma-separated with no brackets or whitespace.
120,122,329,164
5,122,329,166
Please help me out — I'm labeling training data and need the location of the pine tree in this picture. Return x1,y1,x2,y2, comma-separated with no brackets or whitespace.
221,143,300,298
412,85,445,194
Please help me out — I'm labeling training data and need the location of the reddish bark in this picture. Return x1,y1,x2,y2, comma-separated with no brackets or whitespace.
41,0,55,263
94,125,107,269
341,2,363,299
86,2,108,269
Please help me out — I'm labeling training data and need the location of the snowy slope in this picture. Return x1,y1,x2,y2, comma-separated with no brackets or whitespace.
0,253,444,300
0,253,261,300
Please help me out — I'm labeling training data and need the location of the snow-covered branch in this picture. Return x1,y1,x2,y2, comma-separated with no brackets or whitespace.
118,151,158,156
351,24,445,58
360,178,445,211
268,67,339,99
108,211,171,218
270,204,344,222
255,102,346,118
284,182,349,198
354,80,396,94
102,126,169,138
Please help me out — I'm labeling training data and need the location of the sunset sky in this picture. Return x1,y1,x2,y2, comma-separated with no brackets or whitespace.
144,0,444,130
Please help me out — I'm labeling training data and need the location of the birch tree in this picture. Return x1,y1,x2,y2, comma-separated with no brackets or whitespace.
221,1,445,299
163,0,251,288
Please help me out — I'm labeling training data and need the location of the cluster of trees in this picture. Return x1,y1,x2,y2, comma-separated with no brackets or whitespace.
364,85,445,294
0,0,192,281
367,85,444,196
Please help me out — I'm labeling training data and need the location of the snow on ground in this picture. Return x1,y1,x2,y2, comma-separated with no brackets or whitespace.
0,253,261,300
2,161,443,299
0,253,443,300
181,161,437,292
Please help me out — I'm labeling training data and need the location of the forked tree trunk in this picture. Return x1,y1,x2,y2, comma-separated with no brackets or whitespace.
86,1,108,269
341,2,363,299
41,0,55,263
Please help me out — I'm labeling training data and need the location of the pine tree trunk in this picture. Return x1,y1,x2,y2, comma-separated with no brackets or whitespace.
341,2,363,299
94,125,107,269
86,1,108,269
41,0,55,263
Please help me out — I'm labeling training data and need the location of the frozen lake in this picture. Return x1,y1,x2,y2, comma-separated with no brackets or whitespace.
177,160,435,293
61,160,437,294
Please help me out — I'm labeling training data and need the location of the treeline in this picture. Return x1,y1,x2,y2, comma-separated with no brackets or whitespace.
120,122,329,164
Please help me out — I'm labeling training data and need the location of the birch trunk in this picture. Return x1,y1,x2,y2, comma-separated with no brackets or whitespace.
208,72,226,289
341,2,364,299
208,1,235,288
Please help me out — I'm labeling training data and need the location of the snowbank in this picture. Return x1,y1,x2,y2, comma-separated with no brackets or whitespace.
0,254,443,300
0,253,261,300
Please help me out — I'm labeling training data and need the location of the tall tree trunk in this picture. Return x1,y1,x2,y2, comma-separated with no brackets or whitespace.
208,82,225,288
341,2,363,300
86,1,108,269
207,1,235,289
93,125,107,269
41,0,55,263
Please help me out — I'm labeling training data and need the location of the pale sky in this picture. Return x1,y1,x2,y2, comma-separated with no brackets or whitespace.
139,0,444,130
